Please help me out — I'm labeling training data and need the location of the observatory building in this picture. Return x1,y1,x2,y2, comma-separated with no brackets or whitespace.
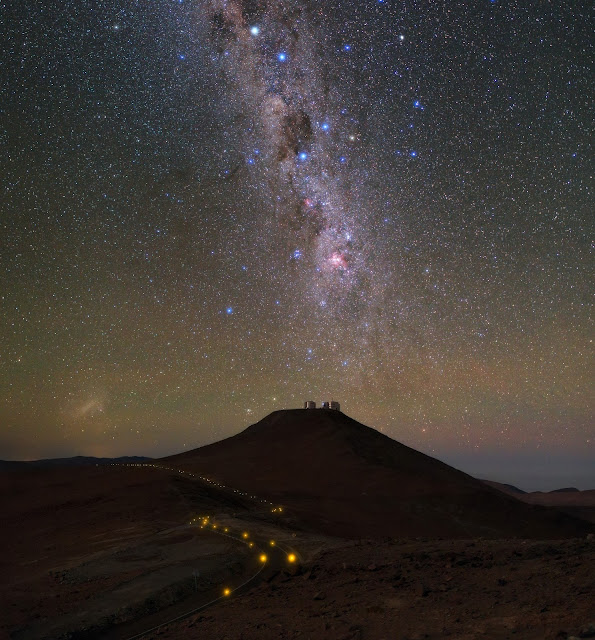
304,400,340,411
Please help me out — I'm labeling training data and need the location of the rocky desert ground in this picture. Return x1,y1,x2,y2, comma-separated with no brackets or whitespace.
147,536,595,640
2,411,593,640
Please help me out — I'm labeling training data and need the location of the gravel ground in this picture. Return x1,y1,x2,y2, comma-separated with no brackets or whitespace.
148,536,595,640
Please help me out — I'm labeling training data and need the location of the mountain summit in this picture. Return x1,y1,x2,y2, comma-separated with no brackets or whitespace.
164,410,591,539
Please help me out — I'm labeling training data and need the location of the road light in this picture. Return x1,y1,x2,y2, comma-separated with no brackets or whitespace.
259,554,267,563
287,553,296,563
223,587,231,596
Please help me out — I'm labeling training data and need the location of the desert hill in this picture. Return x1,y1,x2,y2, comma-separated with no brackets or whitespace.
0,462,281,639
483,479,595,525
164,409,592,539
0,463,256,586
481,479,527,495
2,411,594,639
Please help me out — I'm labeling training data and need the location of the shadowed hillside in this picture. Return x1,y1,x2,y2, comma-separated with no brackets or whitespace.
164,410,593,539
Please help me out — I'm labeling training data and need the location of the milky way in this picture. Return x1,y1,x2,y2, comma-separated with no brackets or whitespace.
1,0,593,487
200,0,381,319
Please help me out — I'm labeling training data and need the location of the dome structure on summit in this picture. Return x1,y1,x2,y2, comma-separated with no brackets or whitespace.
304,400,340,411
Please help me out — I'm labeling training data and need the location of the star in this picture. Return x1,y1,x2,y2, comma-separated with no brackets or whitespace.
1,0,590,492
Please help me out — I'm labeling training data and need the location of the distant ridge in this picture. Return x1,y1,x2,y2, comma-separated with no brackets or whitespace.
163,409,593,539
481,479,527,495
0,456,152,471
483,479,595,524
549,487,580,493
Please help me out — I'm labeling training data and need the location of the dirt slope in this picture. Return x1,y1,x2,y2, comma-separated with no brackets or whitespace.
164,410,592,539
149,537,595,640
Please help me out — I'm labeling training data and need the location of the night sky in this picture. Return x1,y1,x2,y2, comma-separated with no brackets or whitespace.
1,0,593,489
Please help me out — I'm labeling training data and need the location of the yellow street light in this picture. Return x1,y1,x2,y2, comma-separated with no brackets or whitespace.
242,532,249,539
223,587,231,596
259,553,267,563
269,540,276,546
287,553,296,563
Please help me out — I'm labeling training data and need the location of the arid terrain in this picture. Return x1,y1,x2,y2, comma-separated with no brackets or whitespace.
146,537,595,640
483,481,595,525
1,410,593,640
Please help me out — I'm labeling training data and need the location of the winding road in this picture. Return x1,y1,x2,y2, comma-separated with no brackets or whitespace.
98,463,301,640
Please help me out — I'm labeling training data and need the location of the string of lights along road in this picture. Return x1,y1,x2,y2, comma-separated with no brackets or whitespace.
122,462,299,601
192,515,299,598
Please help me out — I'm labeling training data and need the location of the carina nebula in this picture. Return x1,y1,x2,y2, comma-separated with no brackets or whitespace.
1,0,592,485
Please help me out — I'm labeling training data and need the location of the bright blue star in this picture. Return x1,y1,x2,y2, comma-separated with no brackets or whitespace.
250,26,260,36
292,249,302,260
277,52,287,62
177,53,186,60
321,123,330,131
339,156,347,163
343,44,351,52
226,307,233,314
298,151,308,161
410,150,417,157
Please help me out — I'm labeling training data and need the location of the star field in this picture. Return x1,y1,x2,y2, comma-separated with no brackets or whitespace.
1,0,592,488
